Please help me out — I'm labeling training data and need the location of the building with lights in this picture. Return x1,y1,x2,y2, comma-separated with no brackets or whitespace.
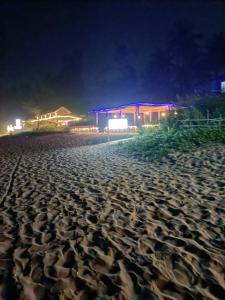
93,102,184,130
30,106,82,127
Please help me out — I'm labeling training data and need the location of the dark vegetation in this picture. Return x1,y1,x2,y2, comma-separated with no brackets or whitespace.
117,126,225,162
116,96,225,161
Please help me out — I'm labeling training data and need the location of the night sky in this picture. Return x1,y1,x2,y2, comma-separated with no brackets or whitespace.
0,0,225,120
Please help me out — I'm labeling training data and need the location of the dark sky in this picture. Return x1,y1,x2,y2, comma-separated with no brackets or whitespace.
0,0,225,118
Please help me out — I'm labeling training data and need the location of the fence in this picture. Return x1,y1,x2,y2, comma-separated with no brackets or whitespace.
175,117,225,128
70,125,99,134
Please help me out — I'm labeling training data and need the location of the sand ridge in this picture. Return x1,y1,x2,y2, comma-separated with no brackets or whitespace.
0,134,225,299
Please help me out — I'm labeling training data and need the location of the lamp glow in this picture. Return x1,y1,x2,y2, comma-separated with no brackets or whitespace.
221,81,225,93
161,112,166,117
108,118,128,130
7,124,14,133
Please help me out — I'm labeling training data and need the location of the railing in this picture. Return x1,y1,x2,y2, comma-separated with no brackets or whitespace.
175,118,225,128
70,125,99,133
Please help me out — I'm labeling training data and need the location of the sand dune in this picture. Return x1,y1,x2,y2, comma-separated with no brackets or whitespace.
0,134,225,299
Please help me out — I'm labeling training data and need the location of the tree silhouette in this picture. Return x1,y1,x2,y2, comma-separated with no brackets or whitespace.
205,31,225,78
143,21,204,100
168,21,203,96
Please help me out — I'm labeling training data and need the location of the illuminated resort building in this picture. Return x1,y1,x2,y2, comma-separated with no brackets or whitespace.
31,106,82,126
93,102,184,131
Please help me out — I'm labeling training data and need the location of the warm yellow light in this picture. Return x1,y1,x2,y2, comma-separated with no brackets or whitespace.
174,111,178,115
142,124,159,128
7,124,14,133
145,112,149,115
31,115,81,123
113,114,117,118
161,112,166,117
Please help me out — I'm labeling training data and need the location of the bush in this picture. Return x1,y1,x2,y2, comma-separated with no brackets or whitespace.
116,125,225,161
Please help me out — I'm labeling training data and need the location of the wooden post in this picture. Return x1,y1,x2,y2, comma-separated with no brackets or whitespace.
207,109,209,125
136,105,139,127
37,116,40,131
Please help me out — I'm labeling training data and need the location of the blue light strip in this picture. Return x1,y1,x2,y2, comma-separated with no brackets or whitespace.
92,101,186,113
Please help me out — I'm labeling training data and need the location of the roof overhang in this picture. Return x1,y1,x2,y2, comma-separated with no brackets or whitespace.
92,102,186,114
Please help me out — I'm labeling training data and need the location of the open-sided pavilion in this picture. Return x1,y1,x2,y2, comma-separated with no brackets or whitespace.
93,102,184,128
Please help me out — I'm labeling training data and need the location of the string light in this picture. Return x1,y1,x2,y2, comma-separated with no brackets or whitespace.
31,115,81,123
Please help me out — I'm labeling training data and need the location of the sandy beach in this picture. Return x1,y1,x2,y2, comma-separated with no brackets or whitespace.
0,133,224,300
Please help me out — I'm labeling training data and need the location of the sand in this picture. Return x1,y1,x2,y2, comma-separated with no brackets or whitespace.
0,133,225,300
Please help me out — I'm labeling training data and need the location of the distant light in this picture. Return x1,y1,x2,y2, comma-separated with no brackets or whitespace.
113,114,117,118
142,124,159,128
174,111,178,115
7,124,14,133
145,112,149,115
161,112,166,117
121,114,125,118
108,118,128,130
221,81,225,93
14,119,22,130
137,115,141,119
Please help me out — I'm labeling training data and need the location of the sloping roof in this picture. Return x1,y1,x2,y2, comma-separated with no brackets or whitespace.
53,106,73,115
40,106,73,117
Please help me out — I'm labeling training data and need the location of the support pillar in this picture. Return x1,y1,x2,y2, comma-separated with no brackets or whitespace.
133,112,136,125
135,105,139,126
96,112,99,126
